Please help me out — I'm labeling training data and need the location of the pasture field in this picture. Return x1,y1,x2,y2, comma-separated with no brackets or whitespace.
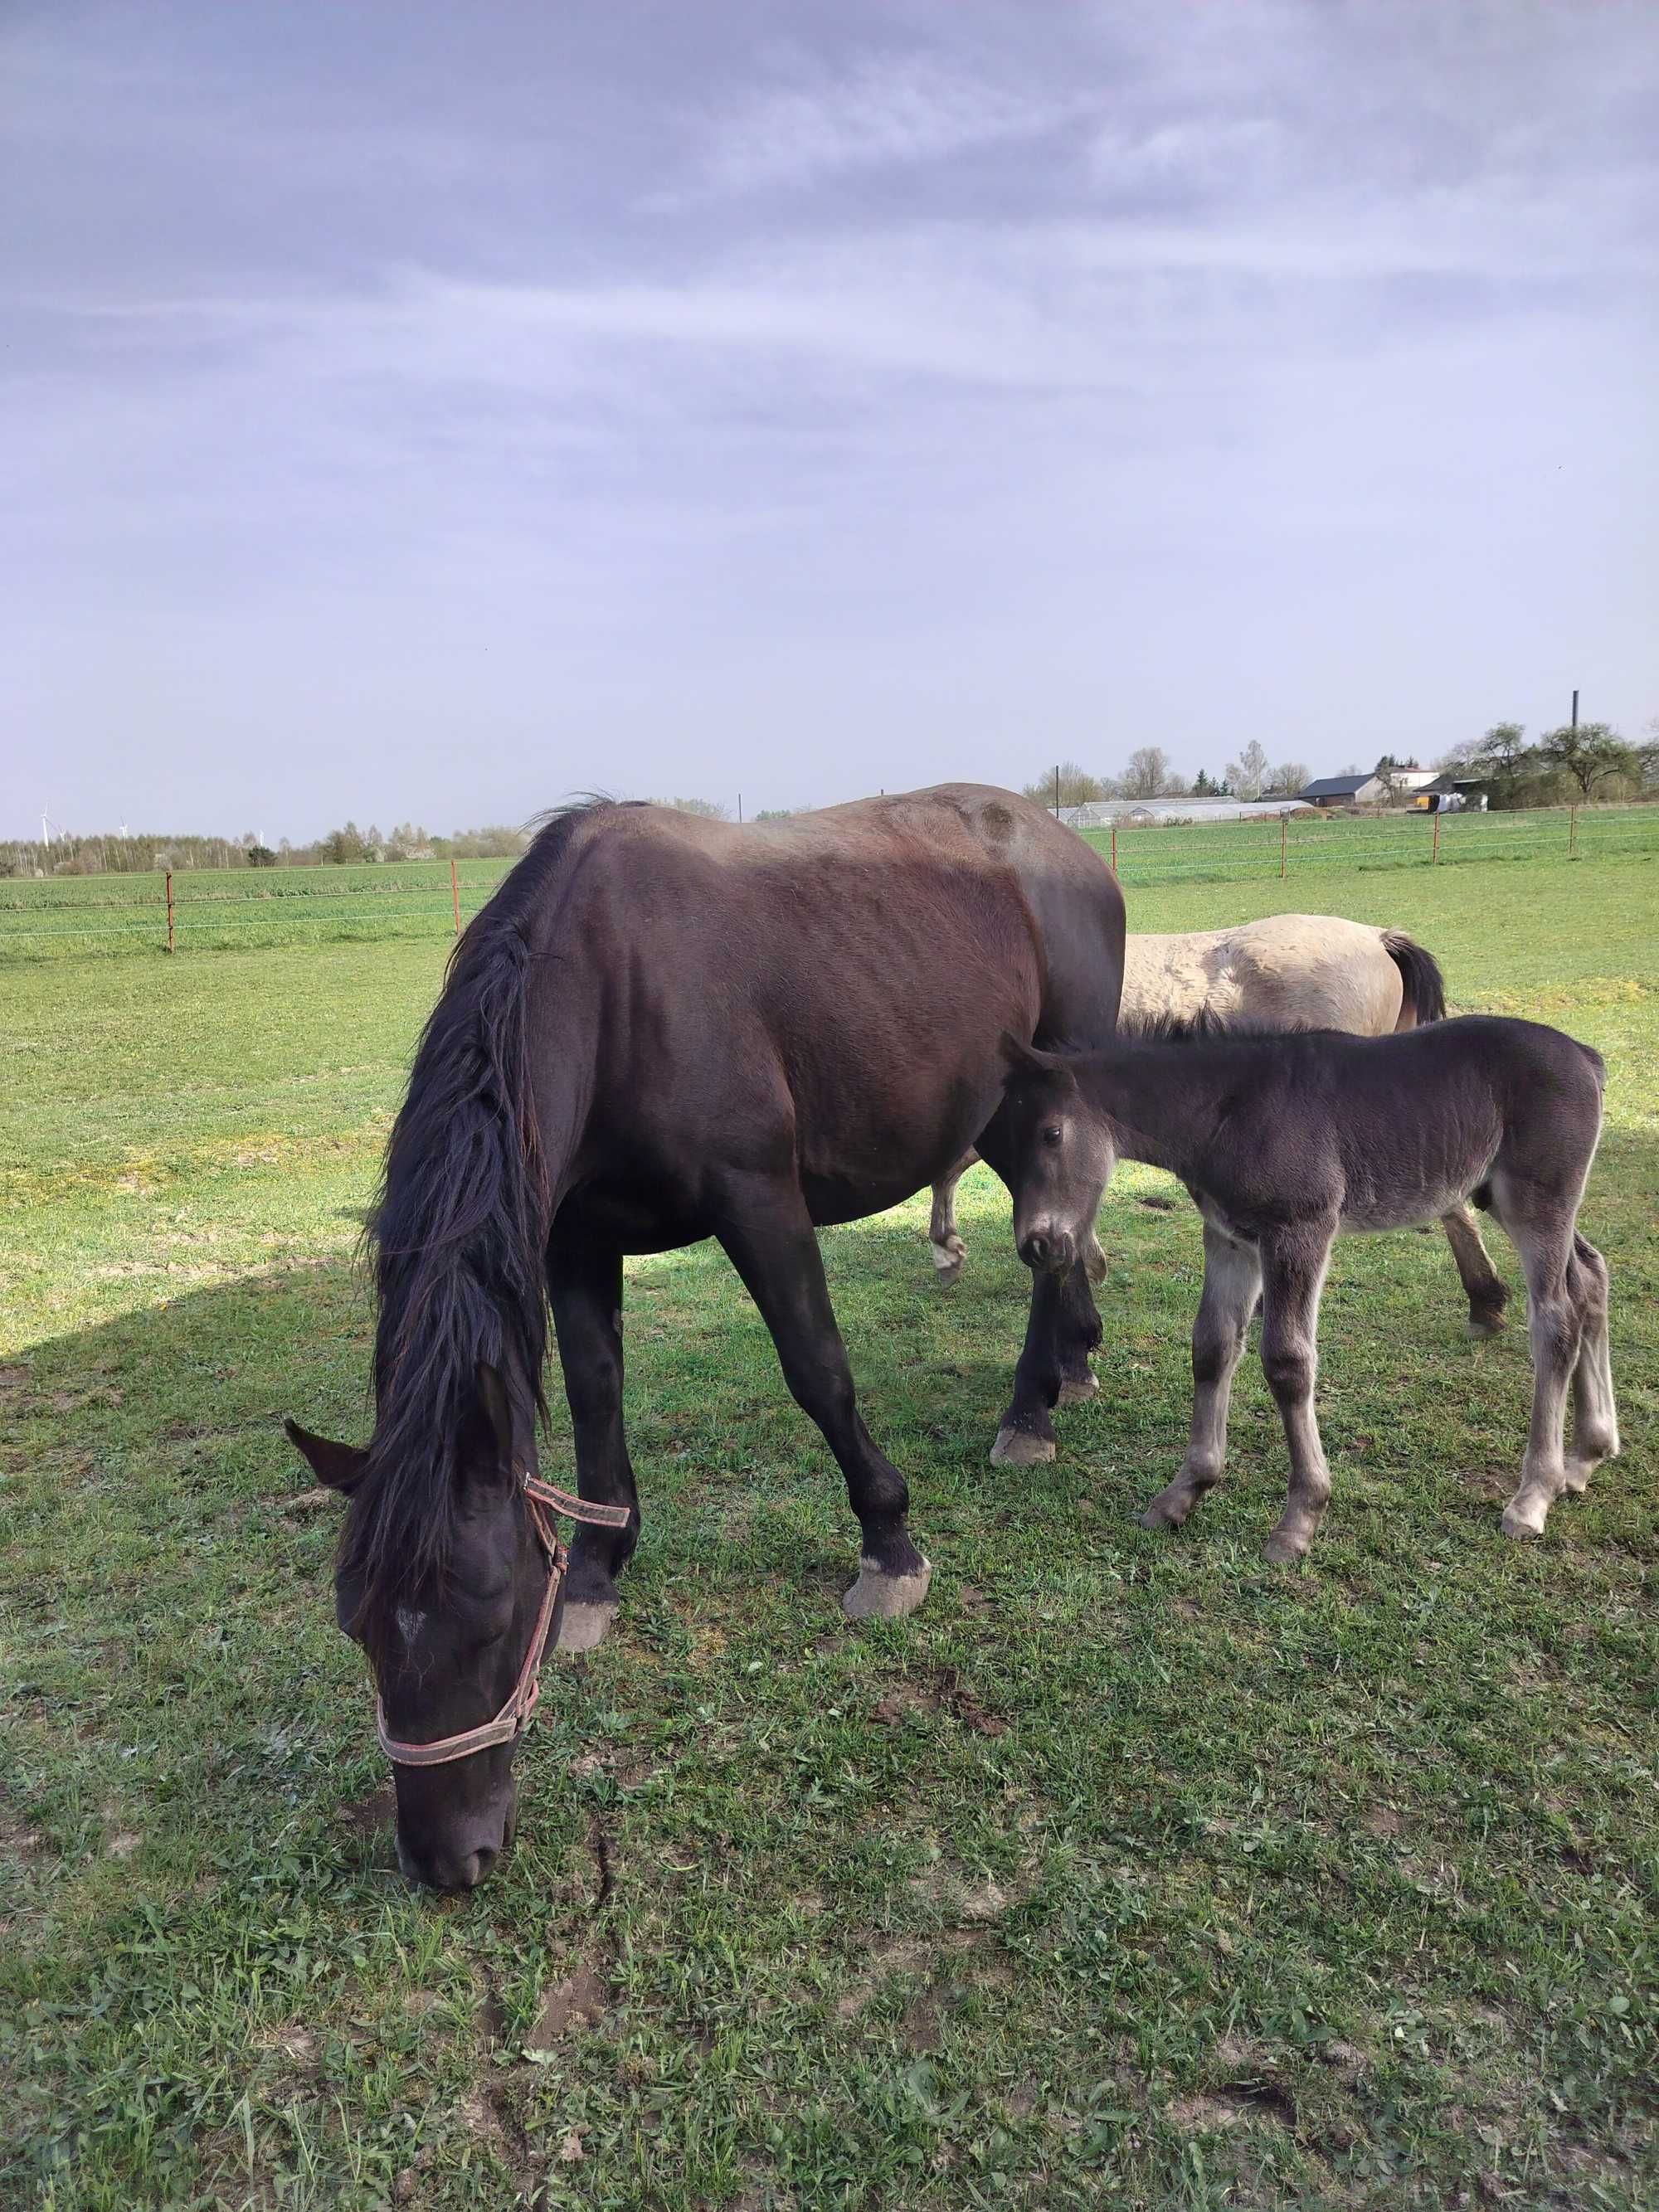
2,850,1656,2210
3,805,1656,958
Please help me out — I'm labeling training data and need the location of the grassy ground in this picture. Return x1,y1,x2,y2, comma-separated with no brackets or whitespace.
2,853,1655,2210
5,807,1655,958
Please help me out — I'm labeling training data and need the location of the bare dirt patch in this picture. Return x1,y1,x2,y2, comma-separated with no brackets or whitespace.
338,1785,397,1836
869,1665,1008,1738
528,1961,609,2045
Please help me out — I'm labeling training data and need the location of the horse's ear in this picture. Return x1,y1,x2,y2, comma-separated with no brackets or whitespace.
284,1418,368,1495
473,1361,515,1469
999,1031,1045,1072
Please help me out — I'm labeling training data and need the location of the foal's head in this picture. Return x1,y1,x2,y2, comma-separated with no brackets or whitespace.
285,1363,548,1890
998,1040,1116,1275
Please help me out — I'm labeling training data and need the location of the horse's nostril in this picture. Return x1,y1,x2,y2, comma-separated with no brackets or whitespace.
1024,1232,1049,1268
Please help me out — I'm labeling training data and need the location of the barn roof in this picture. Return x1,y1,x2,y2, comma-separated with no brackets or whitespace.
1299,773,1377,799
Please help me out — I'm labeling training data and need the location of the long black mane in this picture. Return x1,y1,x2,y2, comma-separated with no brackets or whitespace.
339,804,606,1658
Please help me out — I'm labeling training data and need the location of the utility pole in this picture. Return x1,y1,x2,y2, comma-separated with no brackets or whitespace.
1570,688,1579,730
737,793,743,823
1053,764,1061,819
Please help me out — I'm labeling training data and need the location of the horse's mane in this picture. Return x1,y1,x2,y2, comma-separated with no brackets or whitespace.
339,800,613,1660
1121,1009,1340,1046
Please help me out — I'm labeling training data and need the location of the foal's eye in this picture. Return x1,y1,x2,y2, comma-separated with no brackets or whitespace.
1041,1125,1063,1147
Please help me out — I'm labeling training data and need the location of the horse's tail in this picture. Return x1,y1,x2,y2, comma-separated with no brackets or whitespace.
346,809,601,1646
1381,931,1447,1028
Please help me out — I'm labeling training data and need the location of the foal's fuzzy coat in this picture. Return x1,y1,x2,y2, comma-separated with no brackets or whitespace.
1000,1017,1617,1557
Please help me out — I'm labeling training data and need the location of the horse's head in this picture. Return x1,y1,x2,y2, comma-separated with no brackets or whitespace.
998,1038,1115,1276
285,1363,548,1891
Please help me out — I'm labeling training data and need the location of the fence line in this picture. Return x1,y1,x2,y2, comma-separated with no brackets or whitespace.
2,807,1652,960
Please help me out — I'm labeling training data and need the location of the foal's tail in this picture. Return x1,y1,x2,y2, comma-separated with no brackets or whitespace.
1381,931,1447,1027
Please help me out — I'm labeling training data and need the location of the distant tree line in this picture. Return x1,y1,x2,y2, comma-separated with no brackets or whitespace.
1,821,534,878
1022,742,1311,809
1437,722,1657,809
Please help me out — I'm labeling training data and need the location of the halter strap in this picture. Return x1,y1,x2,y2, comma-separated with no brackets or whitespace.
374,1474,630,1769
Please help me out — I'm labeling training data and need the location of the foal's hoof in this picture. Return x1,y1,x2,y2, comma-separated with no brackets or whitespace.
1262,1532,1309,1567
1499,1499,1548,1541
843,1557,932,1621
990,1427,1055,1467
1057,1372,1099,1407
556,1601,620,1654
1139,1490,1190,1532
930,1237,966,1286
1466,1313,1506,1340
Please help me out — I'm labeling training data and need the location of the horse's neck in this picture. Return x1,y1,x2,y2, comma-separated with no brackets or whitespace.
1081,1047,1218,1177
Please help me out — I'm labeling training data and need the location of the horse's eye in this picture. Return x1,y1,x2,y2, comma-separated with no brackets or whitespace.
1041,1125,1063,1147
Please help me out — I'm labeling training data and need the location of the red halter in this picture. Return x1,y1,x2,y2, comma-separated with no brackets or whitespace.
374,1474,631,1769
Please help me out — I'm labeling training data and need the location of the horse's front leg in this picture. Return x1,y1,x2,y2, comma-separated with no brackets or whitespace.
717,1178,931,1621
989,1258,1103,1466
1141,1223,1261,1532
1258,1224,1336,1563
547,1235,641,1652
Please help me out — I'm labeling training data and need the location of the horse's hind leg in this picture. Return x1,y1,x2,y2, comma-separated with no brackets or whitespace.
1141,1223,1261,1534
928,1151,974,1285
1441,1202,1509,1337
547,1236,641,1652
718,1181,931,1621
1258,1225,1337,1564
1564,1232,1618,1495
1495,1199,1582,1541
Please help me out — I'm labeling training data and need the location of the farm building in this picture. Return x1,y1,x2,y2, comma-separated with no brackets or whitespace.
1299,772,1386,806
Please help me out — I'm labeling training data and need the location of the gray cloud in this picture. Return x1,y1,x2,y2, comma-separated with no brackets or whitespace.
2,0,1656,836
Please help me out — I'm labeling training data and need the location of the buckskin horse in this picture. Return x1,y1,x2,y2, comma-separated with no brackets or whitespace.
286,786,1124,1887
927,913,1509,1336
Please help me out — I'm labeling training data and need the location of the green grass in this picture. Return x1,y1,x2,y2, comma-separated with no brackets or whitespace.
2,854,1656,2209
7,807,1656,959
1081,802,1659,892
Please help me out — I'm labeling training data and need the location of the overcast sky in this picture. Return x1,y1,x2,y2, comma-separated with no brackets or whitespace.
4,2,1656,839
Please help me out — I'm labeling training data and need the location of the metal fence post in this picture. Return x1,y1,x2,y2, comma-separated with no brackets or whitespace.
1110,822,1117,875
1433,809,1440,864
1569,805,1578,859
165,870,174,953
1280,812,1287,879
451,858,461,935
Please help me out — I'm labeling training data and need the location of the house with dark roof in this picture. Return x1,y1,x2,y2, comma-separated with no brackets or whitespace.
1299,772,1384,806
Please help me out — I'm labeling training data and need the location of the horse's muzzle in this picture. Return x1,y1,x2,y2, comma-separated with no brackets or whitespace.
1018,1228,1075,1273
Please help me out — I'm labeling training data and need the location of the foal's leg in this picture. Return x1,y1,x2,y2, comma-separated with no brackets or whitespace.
1564,1232,1618,1495
1496,1208,1582,1541
718,1183,931,1620
928,1150,975,1285
547,1237,642,1652
1141,1223,1262,1532
1440,1202,1509,1337
1258,1226,1336,1564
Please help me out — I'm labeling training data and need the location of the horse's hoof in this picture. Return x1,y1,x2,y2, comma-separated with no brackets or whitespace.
1262,1532,1308,1566
1500,1500,1547,1540
1057,1372,1099,1407
931,1255,964,1288
1139,1494,1188,1531
843,1557,932,1621
556,1601,619,1653
990,1427,1055,1467
1561,1461,1593,1495
1467,1314,1506,1339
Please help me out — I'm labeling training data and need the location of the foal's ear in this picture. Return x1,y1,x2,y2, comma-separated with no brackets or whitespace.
999,1031,1047,1072
283,1418,369,1495
473,1361,516,1469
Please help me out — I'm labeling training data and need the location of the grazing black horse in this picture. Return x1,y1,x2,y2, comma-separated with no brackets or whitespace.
998,1015,1616,1563
287,787,1124,1886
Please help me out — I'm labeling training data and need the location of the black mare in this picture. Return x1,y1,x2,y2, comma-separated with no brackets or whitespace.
288,786,1124,1887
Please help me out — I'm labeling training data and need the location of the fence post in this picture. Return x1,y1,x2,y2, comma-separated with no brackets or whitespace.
1110,822,1117,875
1569,805,1578,860
1280,811,1287,879
165,870,174,954
451,858,461,935
1432,809,1440,864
